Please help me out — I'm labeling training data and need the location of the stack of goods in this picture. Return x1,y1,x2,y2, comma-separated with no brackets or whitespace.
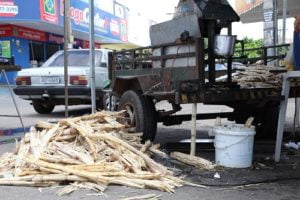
231,65,285,88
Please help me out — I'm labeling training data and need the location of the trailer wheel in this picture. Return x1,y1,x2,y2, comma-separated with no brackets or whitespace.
118,90,157,141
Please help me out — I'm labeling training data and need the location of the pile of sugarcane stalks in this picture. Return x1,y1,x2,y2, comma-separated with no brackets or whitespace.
231,66,284,88
0,111,185,196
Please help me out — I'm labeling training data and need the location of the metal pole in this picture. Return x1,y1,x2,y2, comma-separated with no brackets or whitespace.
190,103,197,156
282,0,287,44
89,0,96,113
64,0,70,118
274,0,279,66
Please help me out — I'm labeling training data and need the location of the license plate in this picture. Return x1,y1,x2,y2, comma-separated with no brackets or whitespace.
40,76,60,84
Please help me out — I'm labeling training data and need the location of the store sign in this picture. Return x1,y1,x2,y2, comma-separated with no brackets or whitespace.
235,0,263,15
40,0,59,24
12,26,46,41
0,25,13,36
0,40,11,58
0,25,46,41
60,0,128,42
0,0,18,17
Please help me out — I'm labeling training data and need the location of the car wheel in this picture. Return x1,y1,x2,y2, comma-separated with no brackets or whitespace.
32,100,55,114
118,90,157,142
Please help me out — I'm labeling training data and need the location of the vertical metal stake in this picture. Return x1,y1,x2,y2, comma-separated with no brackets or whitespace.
64,0,71,118
191,103,197,156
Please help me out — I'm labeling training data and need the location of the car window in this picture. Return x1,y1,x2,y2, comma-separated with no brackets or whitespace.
43,51,102,67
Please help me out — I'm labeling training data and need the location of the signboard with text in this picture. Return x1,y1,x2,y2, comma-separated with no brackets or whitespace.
59,0,128,42
0,25,46,42
0,0,18,17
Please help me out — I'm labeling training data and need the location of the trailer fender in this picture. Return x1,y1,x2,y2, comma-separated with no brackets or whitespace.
112,75,161,96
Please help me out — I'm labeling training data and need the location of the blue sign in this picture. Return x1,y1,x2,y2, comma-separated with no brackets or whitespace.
0,0,128,43
61,0,127,42
0,0,40,21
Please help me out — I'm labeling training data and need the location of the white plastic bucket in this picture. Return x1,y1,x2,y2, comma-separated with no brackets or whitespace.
214,124,256,168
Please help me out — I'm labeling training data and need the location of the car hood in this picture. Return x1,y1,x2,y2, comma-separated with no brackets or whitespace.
17,67,87,76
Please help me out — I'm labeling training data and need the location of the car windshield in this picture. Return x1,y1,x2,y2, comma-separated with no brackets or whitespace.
43,51,102,67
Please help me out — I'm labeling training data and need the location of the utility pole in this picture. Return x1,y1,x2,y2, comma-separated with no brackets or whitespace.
89,0,96,113
282,0,287,44
64,0,71,117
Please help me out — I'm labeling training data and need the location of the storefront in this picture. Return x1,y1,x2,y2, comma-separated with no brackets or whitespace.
0,0,128,83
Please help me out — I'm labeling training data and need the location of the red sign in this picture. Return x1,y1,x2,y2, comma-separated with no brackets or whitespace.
40,0,59,24
0,25,47,42
0,25,12,36
0,0,18,17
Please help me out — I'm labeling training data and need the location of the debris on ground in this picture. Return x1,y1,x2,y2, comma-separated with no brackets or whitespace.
119,193,162,200
213,173,221,179
170,151,215,170
0,111,185,195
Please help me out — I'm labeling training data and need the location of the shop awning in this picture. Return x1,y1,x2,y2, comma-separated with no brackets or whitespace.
238,0,300,23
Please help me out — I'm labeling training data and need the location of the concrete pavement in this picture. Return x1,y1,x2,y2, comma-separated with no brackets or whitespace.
1,86,300,199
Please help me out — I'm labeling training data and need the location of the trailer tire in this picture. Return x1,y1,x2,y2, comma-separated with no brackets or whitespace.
118,90,157,141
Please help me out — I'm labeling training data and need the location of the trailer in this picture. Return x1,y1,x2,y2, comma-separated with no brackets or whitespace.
105,0,298,141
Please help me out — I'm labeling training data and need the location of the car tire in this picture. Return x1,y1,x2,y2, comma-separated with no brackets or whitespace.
32,100,55,114
118,90,157,142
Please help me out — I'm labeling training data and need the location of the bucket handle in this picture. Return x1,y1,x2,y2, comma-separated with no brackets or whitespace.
214,136,251,150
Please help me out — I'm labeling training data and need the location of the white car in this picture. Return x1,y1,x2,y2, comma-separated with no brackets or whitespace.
13,49,110,114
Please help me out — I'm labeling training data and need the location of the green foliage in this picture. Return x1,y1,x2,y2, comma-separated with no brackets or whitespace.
235,37,263,58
